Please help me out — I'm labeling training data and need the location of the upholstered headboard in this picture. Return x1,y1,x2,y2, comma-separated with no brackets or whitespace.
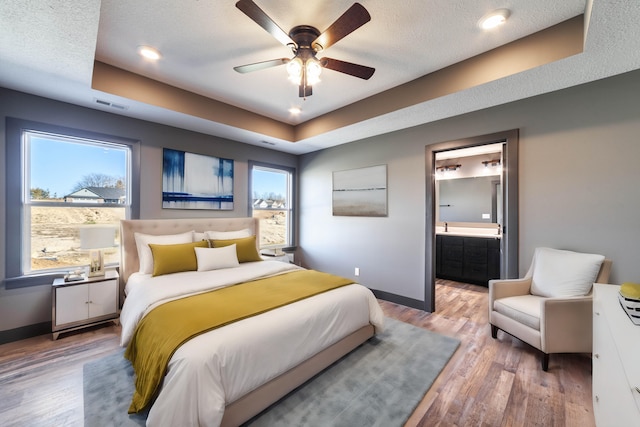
119,217,259,291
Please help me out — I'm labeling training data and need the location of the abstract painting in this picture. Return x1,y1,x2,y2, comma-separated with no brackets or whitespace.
332,164,387,216
162,148,234,210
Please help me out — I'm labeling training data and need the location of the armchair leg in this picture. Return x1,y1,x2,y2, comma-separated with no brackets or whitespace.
542,353,549,371
490,324,498,339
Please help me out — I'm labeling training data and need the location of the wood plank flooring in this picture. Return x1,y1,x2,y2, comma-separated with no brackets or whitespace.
384,279,595,427
0,279,595,426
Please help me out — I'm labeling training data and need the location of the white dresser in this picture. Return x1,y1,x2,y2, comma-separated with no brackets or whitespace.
592,283,640,425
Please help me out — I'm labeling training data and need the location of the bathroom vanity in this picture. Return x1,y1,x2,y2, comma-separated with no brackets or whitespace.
435,226,500,286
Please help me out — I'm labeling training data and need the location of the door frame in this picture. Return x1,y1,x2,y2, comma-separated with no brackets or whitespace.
424,129,519,312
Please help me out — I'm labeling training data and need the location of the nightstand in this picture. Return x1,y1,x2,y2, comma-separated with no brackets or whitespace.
260,253,290,262
260,249,295,264
52,269,120,340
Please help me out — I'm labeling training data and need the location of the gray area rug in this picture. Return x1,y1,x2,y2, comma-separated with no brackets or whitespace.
83,318,459,426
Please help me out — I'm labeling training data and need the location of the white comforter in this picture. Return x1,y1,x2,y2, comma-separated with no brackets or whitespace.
119,261,385,427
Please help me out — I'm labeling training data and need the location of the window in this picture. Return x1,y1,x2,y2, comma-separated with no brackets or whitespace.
249,161,295,249
5,118,140,288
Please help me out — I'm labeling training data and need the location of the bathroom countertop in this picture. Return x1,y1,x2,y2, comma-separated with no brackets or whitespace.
436,227,501,238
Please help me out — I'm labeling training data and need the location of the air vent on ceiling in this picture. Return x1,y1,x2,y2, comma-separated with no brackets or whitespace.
261,140,276,146
94,98,129,110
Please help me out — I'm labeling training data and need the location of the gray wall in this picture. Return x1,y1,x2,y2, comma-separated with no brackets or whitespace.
298,69,640,305
0,88,297,331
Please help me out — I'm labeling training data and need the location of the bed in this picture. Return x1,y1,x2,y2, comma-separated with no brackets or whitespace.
118,217,384,427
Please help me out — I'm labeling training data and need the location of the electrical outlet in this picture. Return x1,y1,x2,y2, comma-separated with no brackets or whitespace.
482,213,490,219
354,267,360,276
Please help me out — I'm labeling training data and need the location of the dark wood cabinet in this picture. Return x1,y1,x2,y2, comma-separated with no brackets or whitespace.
439,235,464,278
436,235,500,286
435,234,442,275
487,239,500,280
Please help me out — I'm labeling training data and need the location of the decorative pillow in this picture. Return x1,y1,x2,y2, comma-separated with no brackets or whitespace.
530,247,605,297
205,228,252,240
149,240,209,277
210,235,262,263
195,245,240,271
134,231,194,274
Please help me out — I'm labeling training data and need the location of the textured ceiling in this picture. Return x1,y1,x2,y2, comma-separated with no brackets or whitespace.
94,0,584,123
1,1,640,154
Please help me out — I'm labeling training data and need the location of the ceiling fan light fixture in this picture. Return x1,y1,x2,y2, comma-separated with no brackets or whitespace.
137,45,162,61
286,57,303,84
306,57,322,85
234,1,374,97
479,9,510,30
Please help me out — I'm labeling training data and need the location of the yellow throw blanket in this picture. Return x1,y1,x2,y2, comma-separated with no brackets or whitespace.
125,269,354,413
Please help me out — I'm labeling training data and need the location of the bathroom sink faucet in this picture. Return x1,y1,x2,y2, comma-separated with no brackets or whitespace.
444,222,448,232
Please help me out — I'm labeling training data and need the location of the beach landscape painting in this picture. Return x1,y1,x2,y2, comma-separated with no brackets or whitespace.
332,164,387,216
162,148,234,210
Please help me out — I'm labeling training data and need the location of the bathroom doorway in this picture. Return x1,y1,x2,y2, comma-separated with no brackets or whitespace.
424,130,519,312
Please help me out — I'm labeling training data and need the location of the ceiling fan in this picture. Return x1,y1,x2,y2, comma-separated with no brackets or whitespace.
233,0,375,98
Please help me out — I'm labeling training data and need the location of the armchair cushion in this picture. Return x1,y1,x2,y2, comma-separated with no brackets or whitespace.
494,295,541,330
530,247,605,298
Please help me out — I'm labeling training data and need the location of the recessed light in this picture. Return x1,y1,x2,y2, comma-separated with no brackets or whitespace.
288,106,301,115
137,45,162,61
478,9,510,30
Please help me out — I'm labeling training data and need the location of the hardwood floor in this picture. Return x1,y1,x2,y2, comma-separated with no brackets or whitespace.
388,280,595,427
0,279,595,426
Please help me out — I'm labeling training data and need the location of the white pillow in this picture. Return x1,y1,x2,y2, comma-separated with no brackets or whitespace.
205,229,252,240
192,231,208,242
195,245,240,271
134,231,194,274
530,247,605,297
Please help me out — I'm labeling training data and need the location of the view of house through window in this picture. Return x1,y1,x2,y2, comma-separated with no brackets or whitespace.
25,131,130,274
250,162,294,249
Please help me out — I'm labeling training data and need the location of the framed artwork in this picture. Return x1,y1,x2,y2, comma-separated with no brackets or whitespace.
332,164,387,217
162,148,234,210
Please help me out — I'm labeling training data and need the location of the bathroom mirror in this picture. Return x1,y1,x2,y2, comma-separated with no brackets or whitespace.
437,176,502,223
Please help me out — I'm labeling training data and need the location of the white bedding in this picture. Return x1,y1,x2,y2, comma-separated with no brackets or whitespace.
120,260,303,346
119,260,385,427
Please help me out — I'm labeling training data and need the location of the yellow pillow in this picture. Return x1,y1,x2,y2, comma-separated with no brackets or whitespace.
621,282,640,300
210,235,262,263
149,240,209,277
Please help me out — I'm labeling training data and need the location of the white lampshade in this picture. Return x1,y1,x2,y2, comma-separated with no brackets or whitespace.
79,227,115,277
80,227,115,250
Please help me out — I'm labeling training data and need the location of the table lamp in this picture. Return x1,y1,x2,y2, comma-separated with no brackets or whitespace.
80,226,115,277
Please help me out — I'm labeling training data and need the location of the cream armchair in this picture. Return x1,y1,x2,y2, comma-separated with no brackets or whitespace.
489,247,612,371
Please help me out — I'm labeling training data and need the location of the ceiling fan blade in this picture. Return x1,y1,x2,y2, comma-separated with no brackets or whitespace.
234,58,289,74
235,0,295,47
322,57,375,80
312,3,371,51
